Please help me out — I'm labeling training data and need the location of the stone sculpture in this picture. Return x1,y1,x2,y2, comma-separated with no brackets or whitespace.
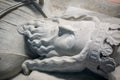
18,16,120,76
0,0,120,80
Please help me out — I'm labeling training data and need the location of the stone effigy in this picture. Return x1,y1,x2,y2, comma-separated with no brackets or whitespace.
18,15,120,77
0,0,120,80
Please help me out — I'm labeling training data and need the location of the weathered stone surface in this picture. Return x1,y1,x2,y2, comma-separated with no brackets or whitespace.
11,67,120,80
43,0,120,17
0,54,26,80
11,74,28,80
20,17,120,77
109,66,120,80
0,2,28,80
0,0,120,80
62,6,120,24
11,66,120,80
27,71,107,80
0,23,28,79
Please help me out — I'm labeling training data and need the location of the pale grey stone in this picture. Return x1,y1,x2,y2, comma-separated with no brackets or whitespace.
0,0,120,80
20,18,120,77
11,70,107,80
62,6,120,24
109,66,120,80
0,21,28,80
28,71,64,80
42,0,120,17
27,71,107,80
0,54,27,80
11,74,28,80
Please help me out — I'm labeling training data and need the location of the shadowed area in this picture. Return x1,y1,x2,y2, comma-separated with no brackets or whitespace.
11,69,108,80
